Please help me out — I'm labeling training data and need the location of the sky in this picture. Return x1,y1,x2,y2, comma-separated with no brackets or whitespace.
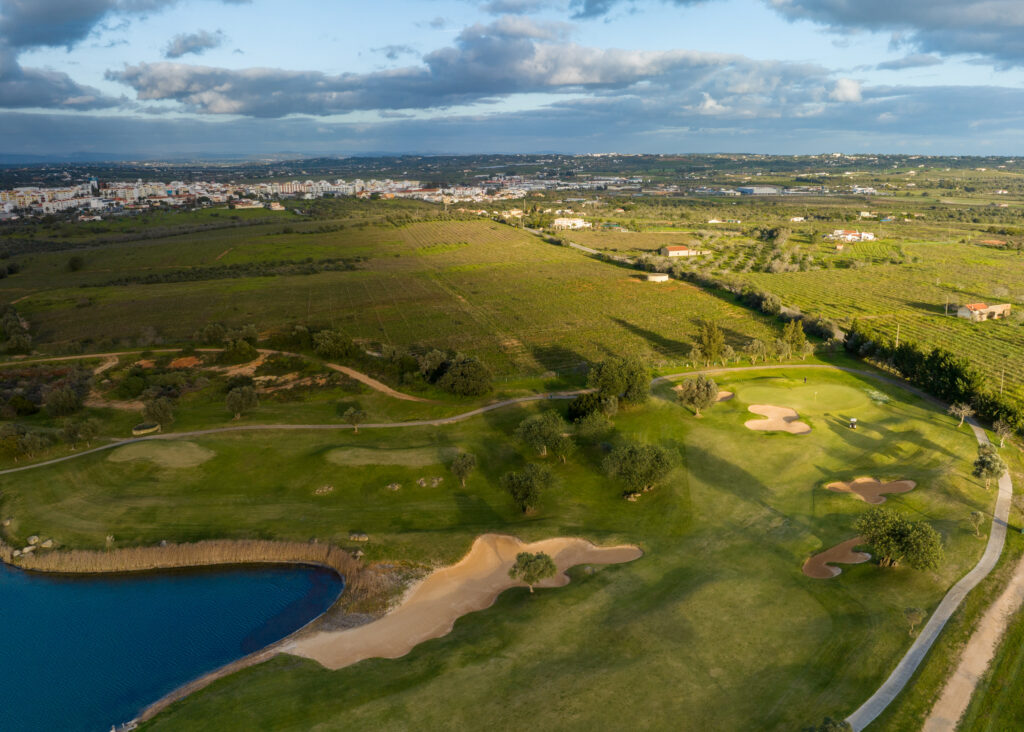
2,0,1024,157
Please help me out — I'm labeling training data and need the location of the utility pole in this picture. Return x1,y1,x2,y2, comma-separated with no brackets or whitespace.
1001,367,1005,396
895,322,900,349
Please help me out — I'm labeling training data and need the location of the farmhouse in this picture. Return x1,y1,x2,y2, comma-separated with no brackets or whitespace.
957,303,1012,322
828,229,876,243
645,273,670,282
552,217,591,230
661,245,707,257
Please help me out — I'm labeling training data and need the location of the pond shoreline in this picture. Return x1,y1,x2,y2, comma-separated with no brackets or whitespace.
0,537,383,730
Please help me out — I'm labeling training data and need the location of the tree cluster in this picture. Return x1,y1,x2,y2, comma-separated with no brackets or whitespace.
855,507,944,570
587,356,649,405
603,442,674,497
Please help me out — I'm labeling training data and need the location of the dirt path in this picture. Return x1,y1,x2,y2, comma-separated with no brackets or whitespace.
845,420,1013,731
214,247,233,261
325,363,434,403
287,534,642,670
0,347,433,404
923,538,1024,730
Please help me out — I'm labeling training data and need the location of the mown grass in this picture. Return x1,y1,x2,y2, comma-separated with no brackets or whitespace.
0,367,990,730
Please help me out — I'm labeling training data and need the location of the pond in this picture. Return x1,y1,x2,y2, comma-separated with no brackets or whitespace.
0,562,343,731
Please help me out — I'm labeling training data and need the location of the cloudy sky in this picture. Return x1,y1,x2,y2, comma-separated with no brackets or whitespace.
3,0,1024,156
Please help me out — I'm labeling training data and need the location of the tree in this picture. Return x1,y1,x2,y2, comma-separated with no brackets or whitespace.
802,717,852,732
437,355,492,396
515,410,566,457
904,607,926,637
948,402,975,427
501,464,552,513
67,255,84,272
450,452,477,488
226,386,258,419
508,551,557,593
17,431,49,458
341,405,367,434
143,396,175,426
783,319,807,357
972,444,1007,489
313,329,357,360
968,510,985,537
720,344,736,366
994,419,1013,448
567,392,617,422
417,349,448,381
603,443,674,496
688,343,706,367
855,507,944,570
575,411,614,441
77,418,100,447
677,374,718,417
219,338,258,365
696,323,726,367
587,356,649,405
44,385,82,417
744,338,769,365
549,432,576,464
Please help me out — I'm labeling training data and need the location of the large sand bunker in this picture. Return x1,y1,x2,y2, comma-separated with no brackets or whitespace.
744,405,811,434
802,537,871,579
826,477,916,505
286,534,643,670
108,441,215,469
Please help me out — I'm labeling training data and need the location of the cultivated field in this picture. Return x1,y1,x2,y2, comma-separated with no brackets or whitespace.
4,218,778,376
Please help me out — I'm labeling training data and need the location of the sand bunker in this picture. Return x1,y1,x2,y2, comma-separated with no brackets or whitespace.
826,477,916,505
108,441,215,469
744,405,811,434
802,537,871,579
326,446,457,468
286,534,642,670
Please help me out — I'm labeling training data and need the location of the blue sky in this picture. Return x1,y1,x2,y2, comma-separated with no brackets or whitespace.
2,0,1024,156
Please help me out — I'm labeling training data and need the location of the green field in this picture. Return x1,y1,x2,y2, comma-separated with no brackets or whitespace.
5,218,779,376
0,367,994,729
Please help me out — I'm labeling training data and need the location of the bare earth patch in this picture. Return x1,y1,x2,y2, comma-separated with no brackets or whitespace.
744,404,811,434
826,477,916,504
286,533,643,670
802,537,871,579
168,356,202,369
108,441,215,469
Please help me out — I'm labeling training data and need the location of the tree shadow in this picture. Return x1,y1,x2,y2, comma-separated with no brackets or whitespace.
531,344,589,375
610,317,692,359
453,491,504,527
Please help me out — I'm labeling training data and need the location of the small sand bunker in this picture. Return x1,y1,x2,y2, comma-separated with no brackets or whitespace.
286,534,642,670
108,441,215,469
744,405,811,435
826,477,916,505
802,537,871,579
326,446,457,468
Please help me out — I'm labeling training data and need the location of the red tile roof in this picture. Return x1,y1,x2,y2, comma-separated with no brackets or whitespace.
964,303,988,311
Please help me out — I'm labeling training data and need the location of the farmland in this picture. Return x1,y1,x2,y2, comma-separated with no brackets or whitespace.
2,217,779,376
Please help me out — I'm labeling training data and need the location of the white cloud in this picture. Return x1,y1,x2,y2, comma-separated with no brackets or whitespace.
830,78,862,102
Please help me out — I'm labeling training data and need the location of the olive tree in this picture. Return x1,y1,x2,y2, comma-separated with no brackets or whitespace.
677,374,718,417
226,386,259,419
450,452,477,488
508,551,557,593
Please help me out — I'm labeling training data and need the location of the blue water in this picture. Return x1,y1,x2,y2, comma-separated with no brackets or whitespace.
0,562,343,732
